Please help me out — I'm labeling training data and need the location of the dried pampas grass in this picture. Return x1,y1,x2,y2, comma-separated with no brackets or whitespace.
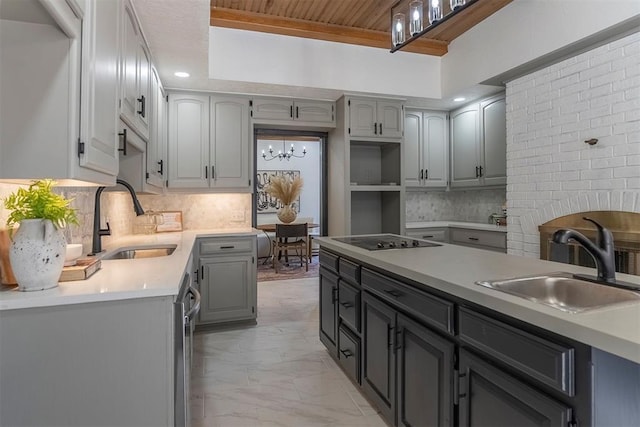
266,175,303,205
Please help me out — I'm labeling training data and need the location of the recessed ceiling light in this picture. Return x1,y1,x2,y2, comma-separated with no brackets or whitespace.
174,71,190,78
454,97,466,102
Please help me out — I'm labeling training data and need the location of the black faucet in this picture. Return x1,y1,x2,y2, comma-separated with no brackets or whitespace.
91,179,145,255
552,217,616,283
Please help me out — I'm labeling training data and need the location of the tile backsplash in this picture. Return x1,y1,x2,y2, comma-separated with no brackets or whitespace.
0,183,252,254
406,188,506,223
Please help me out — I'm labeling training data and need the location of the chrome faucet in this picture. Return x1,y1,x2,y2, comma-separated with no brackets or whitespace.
91,179,145,255
552,217,616,283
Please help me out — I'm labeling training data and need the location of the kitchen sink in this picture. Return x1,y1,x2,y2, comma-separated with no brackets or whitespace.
102,244,177,260
476,272,640,314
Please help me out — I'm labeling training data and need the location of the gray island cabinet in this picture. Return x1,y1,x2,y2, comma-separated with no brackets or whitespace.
317,239,640,427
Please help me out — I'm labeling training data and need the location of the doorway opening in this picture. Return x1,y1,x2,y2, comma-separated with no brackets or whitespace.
253,128,328,278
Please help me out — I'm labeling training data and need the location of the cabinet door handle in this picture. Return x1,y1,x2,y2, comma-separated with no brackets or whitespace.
211,165,215,179
374,122,377,135
479,165,483,177
290,105,293,118
475,166,479,178
137,95,146,118
204,166,208,179
340,301,353,308
425,169,428,180
394,327,403,351
340,349,353,358
378,123,382,135
383,289,402,298
331,287,338,303
118,128,127,156
468,237,480,241
157,159,163,175
296,106,299,118
200,266,204,280
420,169,423,180
387,326,394,347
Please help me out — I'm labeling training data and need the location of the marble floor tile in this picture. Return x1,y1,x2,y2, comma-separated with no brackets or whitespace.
190,277,385,426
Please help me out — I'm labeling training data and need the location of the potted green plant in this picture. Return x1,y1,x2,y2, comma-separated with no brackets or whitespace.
3,179,78,291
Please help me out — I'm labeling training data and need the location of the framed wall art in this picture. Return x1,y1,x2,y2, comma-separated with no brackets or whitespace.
256,170,301,213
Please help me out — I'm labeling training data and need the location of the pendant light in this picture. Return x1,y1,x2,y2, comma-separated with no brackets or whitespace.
409,1,423,36
392,12,405,46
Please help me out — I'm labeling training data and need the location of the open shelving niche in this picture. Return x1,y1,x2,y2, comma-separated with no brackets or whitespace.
349,140,403,235
328,96,406,237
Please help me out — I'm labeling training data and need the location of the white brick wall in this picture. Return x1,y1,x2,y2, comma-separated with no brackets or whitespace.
506,31,640,257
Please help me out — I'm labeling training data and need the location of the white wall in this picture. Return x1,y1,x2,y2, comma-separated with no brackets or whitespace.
209,27,441,99
505,31,640,258
256,139,321,225
442,0,640,98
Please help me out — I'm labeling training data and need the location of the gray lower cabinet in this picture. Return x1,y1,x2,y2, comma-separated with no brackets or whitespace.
397,313,454,427
362,290,455,427
0,296,174,426
319,266,339,356
196,236,257,325
362,292,396,424
458,349,573,426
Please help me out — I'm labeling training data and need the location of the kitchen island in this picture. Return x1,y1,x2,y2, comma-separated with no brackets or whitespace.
0,228,259,427
316,235,640,427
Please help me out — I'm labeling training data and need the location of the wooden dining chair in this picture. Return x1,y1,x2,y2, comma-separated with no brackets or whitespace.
272,223,309,273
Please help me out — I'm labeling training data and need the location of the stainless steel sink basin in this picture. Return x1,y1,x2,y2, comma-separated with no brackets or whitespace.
103,244,177,260
476,272,640,314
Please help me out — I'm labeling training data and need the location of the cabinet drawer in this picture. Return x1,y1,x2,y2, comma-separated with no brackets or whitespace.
362,268,454,335
405,228,448,242
319,249,339,273
450,228,506,251
339,258,361,286
338,281,360,332
338,325,360,384
198,237,254,255
458,307,575,396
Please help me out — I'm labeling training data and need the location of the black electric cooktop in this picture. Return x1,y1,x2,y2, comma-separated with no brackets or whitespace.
332,234,441,251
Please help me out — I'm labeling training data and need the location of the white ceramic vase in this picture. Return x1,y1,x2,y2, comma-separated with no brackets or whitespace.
9,219,66,291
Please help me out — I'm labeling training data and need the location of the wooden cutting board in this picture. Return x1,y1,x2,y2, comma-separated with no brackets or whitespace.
59,257,101,282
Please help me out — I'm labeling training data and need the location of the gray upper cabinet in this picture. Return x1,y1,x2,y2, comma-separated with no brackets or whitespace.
404,109,448,188
451,94,506,188
0,0,119,185
168,92,251,191
251,97,335,125
348,97,403,139
120,0,150,140
168,93,209,188
145,68,167,191
481,96,507,186
210,95,251,188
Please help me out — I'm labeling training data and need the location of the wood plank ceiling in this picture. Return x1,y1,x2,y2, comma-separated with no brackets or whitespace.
210,0,513,56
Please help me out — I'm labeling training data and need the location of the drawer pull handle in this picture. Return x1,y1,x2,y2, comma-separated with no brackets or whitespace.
423,235,434,238
340,349,353,358
340,302,353,308
468,237,480,241
384,289,402,298
220,245,235,249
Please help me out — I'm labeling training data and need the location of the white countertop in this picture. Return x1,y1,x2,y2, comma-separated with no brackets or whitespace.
0,228,259,311
406,221,507,232
316,236,640,364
